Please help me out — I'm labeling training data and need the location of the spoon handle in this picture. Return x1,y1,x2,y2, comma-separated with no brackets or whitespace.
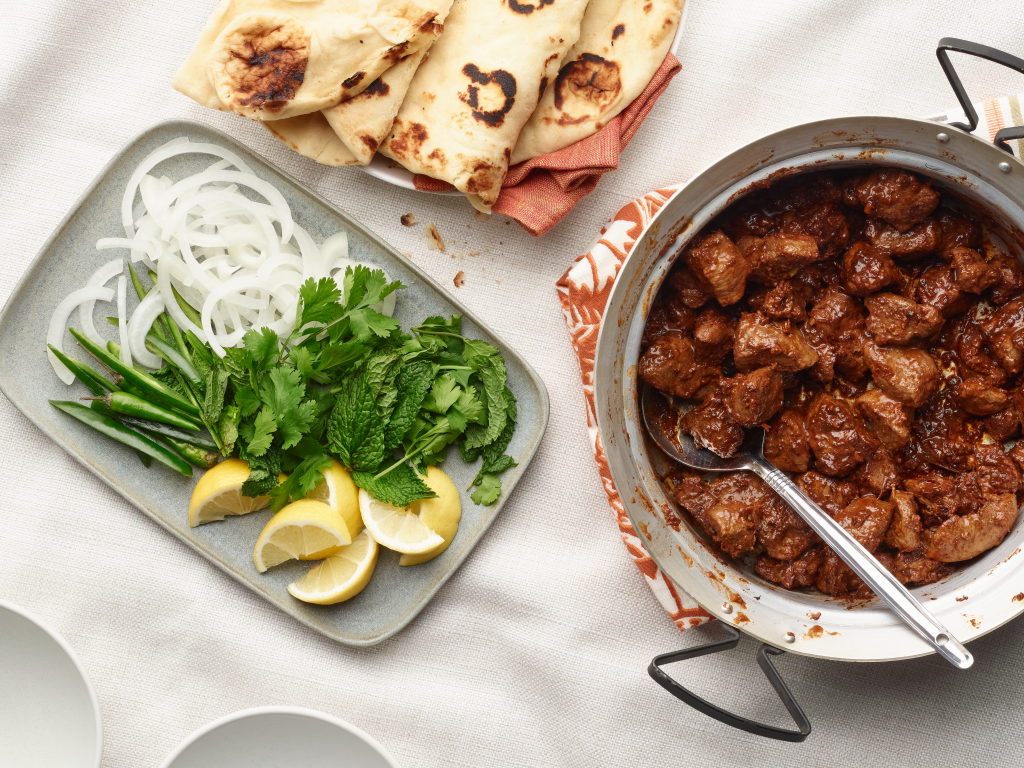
749,458,973,670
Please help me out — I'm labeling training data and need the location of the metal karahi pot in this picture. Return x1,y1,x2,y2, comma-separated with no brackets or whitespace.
592,39,1024,740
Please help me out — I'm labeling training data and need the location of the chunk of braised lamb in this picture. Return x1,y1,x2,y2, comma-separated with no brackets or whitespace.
936,207,982,258
941,314,1008,386
720,366,784,426
684,230,750,306
807,393,878,477
1010,442,1024,475
693,473,781,556
844,169,941,232
757,497,816,560
958,378,1011,416
863,293,943,345
864,216,942,260
680,391,744,458
756,548,822,590
639,333,722,399
950,247,999,294
891,548,955,585
739,233,820,285
863,342,940,408
852,446,900,498
666,265,711,309
833,496,894,552
981,296,1024,375
780,204,850,258
987,253,1024,305
885,490,922,552
924,493,1019,562
909,389,981,473
764,408,811,472
717,203,777,241
643,304,692,344
854,389,914,452
816,547,867,597
984,407,1020,441
911,263,972,317
795,471,860,516
975,444,1021,496
903,473,959,526
808,291,869,380
733,312,818,373
800,323,837,383
760,280,807,321
842,242,898,296
691,308,735,360
666,471,716,519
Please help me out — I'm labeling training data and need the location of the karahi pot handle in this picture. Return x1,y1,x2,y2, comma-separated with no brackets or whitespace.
648,624,812,742
936,38,1024,154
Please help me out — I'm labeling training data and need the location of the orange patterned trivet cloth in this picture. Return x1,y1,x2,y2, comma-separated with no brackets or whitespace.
555,188,713,631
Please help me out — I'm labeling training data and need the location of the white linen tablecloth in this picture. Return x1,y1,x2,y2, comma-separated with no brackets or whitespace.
3,2,1024,766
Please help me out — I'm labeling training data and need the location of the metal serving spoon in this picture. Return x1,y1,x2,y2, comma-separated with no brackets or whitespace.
641,386,973,670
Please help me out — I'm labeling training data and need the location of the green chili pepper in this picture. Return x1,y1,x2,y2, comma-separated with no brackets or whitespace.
107,340,120,357
146,337,202,384
49,400,192,476
47,345,117,396
158,436,219,469
70,328,201,419
118,415,218,452
84,392,201,431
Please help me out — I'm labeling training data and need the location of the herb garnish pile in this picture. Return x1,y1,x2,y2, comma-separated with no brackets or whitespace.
58,265,518,510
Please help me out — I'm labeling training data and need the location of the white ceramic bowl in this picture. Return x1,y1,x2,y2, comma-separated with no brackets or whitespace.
161,707,401,768
0,599,102,767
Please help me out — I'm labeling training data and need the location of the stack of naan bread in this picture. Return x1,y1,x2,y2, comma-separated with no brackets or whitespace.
175,0,685,213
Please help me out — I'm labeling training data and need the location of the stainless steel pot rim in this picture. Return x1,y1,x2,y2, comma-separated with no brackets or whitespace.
594,114,1024,662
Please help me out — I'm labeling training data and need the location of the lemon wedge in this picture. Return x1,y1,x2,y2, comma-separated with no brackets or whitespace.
188,458,273,527
399,467,462,566
287,530,379,604
359,485,445,555
253,499,352,573
304,459,362,540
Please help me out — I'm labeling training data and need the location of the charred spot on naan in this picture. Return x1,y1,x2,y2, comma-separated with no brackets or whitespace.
506,0,555,14
360,135,379,152
550,54,621,123
388,119,430,159
465,161,502,197
459,64,517,127
428,148,446,163
612,24,626,42
343,72,366,90
213,14,311,117
360,78,390,99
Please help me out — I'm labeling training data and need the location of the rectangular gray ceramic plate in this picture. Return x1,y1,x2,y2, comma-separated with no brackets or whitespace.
0,119,549,646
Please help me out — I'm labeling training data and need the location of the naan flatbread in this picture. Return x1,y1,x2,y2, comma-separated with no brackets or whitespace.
261,49,428,166
510,0,684,163
173,0,451,121
380,0,592,212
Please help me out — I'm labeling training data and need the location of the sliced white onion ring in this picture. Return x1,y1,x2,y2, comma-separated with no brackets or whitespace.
78,259,124,346
48,285,115,385
128,290,166,369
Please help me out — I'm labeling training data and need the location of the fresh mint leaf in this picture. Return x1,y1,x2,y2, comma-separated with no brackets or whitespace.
326,373,377,468
382,361,434,456
268,452,332,512
218,404,240,455
278,400,318,450
235,387,261,418
246,407,278,456
202,367,230,426
470,474,502,505
260,366,305,415
462,355,507,450
240,445,281,498
481,388,517,466
352,464,436,507
365,351,401,396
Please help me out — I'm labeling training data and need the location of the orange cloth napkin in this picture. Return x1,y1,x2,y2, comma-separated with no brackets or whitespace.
414,53,683,237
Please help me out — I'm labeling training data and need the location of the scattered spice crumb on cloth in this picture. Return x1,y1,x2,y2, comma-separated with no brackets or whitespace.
453,271,465,287
400,213,417,226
